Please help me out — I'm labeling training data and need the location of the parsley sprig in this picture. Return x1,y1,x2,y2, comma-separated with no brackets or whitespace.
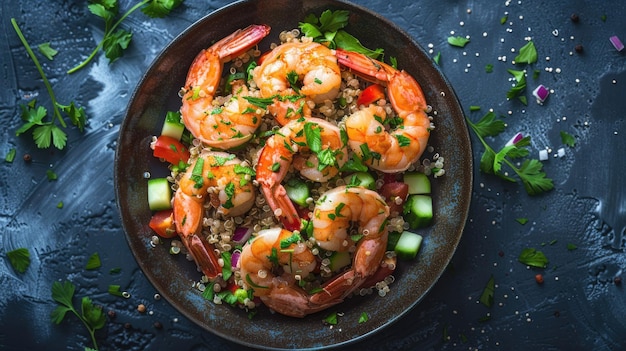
11,19,87,150
299,10,383,59
67,0,183,74
51,280,106,350
466,111,554,195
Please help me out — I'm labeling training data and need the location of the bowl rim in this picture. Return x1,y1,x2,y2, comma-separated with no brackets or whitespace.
114,0,473,349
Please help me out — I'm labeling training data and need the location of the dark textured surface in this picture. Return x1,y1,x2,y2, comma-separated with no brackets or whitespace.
2,0,625,350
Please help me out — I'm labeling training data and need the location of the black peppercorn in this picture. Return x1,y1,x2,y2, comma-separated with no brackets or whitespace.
23,153,32,162
575,44,583,53
571,13,580,23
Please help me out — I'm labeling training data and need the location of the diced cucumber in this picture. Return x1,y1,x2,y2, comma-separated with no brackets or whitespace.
328,251,351,272
386,231,402,251
403,172,431,194
161,111,185,140
285,178,310,207
394,231,423,260
148,178,172,211
403,194,433,229
343,172,376,190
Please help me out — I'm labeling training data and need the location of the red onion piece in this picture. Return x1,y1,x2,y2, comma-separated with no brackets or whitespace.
505,132,524,146
610,35,624,52
232,227,252,244
532,84,549,103
231,250,241,268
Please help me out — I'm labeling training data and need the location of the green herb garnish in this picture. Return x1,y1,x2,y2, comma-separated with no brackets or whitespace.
11,20,87,150
68,0,183,74
5,149,16,163
518,248,549,268
447,36,470,48
38,42,58,60
514,41,538,64
299,10,383,59
323,311,338,325
51,280,106,351
479,275,495,307
7,248,31,273
85,252,101,270
358,312,369,323
560,131,576,147
466,111,554,195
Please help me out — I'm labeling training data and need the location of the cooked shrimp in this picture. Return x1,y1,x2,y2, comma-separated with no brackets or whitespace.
255,117,348,231
173,151,256,279
336,49,432,173
181,24,271,149
309,186,390,305
238,227,327,317
252,42,341,125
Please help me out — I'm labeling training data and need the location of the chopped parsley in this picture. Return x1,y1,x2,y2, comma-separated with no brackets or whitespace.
514,41,538,64
560,131,576,147
7,248,30,273
50,280,106,351
479,275,495,308
447,36,470,48
466,111,554,195
518,248,549,268
5,148,16,163
299,9,383,59
85,252,101,270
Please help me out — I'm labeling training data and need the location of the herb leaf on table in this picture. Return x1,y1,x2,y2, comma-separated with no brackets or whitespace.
68,0,183,74
466,111,554,195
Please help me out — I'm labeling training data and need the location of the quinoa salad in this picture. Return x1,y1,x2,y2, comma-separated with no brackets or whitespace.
147,18,445,318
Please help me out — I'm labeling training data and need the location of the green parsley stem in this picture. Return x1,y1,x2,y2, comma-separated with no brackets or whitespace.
11,18,67,128
67,0,150,74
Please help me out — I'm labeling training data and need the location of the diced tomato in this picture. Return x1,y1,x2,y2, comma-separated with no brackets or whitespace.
153,135,190,165
149,209,177,238
357,84,385,106
295,205,311,221
380,182,409,216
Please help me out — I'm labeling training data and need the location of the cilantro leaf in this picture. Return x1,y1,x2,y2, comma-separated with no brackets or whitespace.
514,41,538,64
323,312,338,325
468,111,505,138
5,148,16,163
506,69,527,100
33,124,67,150
466,112,553,195
85,252,101,270
7,248,31,273
141,0,183,18
304,122,322,153
57,102,87,132
50,280,106,350
11,20,87,150
358,312,369,323
69,0,181,73
560,131,576,147
334,30,384,59
447,36,470,48
479,275,495,307
102,29,132,62
299,10,383,59
518,248,548,268
38,42,58,60
517,159,554,195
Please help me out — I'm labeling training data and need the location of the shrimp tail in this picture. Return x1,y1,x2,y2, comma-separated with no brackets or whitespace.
182,233,222,279
260,183,301,232
173,191,223,279
215,24,271,62
260,285,329,318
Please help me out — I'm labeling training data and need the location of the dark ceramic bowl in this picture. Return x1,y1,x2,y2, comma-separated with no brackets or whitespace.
114,0,472,349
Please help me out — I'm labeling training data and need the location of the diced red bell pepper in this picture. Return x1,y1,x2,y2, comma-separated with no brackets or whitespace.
149,209,177,238
357,84,385,106
380,182,409,216
153,135,190,165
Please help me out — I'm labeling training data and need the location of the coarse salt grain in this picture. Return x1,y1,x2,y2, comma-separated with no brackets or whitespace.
557,148,565,158
539,149,549,161
609,35,624,51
